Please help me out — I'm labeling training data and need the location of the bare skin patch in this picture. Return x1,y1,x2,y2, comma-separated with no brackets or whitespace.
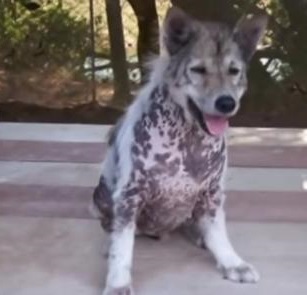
95,83,225,236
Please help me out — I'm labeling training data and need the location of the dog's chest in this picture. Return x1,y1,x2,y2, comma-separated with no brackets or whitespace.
131,98,225,234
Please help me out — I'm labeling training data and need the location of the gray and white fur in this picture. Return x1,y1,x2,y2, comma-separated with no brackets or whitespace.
93,6,268,295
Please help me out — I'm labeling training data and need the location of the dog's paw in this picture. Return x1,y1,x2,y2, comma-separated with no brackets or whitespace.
102,285,134,295
221,262,260,283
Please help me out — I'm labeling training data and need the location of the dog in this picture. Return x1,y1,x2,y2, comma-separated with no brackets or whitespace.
93,6,268,295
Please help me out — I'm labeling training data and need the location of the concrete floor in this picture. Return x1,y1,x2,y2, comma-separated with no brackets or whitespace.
0,217,307,295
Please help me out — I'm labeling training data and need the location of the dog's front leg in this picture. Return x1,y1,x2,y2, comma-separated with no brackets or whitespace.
197,191,259,283
103,191,138,295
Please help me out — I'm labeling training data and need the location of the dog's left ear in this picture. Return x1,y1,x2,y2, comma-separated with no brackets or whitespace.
233,13,268,62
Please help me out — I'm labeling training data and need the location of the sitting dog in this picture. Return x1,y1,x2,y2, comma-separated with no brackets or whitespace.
93,6,268,295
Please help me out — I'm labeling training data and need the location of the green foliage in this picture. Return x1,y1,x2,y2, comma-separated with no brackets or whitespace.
266,0,289,27
0,1,90,70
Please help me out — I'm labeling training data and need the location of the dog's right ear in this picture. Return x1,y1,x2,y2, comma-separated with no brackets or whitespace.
162,6,195,56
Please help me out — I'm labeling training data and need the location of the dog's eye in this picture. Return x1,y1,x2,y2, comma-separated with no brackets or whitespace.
228,67,240,75
190,66,207,75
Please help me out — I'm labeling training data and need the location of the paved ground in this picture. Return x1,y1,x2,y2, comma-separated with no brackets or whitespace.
0,123,307,294
1,217,307,295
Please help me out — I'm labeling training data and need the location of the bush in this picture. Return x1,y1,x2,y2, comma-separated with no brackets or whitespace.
0,1,91,71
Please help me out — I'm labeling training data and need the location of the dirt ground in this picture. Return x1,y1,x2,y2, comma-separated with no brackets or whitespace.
1,68,307,128
2,101,307,128
0,67,122,124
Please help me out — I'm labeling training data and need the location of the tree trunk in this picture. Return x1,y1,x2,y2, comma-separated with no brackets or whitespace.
127,0,160,84
171,0,239,24
105,0,131,106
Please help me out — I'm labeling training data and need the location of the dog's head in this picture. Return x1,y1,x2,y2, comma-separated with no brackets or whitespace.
162,6,268,136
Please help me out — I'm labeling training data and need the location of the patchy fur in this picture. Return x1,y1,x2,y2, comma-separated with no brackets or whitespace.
93,6,267,295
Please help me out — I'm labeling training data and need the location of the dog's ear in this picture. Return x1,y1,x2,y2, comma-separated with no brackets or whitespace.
162,6,195,55
233,13,268,62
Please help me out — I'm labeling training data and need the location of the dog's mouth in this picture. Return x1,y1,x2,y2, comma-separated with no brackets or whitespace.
187,97,229,136
204,115,229,136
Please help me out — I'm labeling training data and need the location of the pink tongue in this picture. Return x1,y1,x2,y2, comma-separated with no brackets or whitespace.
204,116,229,136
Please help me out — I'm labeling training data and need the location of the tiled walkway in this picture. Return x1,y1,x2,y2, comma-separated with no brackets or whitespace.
0,123,307,294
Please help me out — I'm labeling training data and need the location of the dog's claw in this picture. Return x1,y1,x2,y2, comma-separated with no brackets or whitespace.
103,285,134,295
221,263,260,283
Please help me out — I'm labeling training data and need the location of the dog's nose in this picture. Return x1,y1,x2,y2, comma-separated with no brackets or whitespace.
215,95,236,114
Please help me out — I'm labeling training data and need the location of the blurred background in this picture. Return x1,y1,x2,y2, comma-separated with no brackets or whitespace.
0,0,306,127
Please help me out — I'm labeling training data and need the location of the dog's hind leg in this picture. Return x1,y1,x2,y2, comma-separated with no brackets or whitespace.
179,218,206,249
193,190,260,284
102,188,140,295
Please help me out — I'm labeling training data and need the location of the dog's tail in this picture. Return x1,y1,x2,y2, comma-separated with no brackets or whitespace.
90,177,114,232
88,187,102,219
